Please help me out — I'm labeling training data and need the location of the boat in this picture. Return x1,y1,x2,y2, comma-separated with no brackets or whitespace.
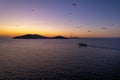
78,43,87,47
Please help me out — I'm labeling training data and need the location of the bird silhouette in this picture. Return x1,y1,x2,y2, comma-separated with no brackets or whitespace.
32,9,34,12
88,30,91,32
101,27,106,30
72,3,77,7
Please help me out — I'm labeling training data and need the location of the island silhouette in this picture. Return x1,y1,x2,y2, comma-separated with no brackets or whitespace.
13,34,68,39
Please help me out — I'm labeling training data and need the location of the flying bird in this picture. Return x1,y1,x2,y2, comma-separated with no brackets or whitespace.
32,9,34,12
111,24,114,26
101,27,106,30
88,30,91,32
72,3,77,7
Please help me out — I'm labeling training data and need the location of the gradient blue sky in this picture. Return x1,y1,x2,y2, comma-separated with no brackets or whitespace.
0,0,120,38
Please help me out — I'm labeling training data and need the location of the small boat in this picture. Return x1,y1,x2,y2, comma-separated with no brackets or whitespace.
78,43,87,47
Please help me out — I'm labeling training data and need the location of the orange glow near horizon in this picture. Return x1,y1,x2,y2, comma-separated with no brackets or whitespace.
1,27,119,38
0,23,120,38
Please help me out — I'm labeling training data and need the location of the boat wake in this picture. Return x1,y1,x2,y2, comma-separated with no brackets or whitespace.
88,45,120,51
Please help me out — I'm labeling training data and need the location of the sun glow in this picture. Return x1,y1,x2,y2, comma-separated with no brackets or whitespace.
0,25,119,38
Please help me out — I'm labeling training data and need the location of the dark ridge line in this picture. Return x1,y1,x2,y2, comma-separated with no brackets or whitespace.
88,45,120,51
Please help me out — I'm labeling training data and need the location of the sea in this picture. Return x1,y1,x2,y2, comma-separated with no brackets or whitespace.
0,38,120,80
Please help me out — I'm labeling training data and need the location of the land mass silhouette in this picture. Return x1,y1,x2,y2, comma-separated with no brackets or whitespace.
13,34,68,39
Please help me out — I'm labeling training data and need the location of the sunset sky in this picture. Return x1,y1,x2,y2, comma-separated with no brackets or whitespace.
0,0,120,38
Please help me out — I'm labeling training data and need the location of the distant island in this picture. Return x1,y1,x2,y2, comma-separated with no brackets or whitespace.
13,34,68,39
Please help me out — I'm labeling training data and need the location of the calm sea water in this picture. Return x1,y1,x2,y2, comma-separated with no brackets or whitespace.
0,38,120,80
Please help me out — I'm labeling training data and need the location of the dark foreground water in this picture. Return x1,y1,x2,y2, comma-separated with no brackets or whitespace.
0,38,120,80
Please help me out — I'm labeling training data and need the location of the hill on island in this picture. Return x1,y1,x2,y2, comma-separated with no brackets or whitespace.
13,34,68,39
